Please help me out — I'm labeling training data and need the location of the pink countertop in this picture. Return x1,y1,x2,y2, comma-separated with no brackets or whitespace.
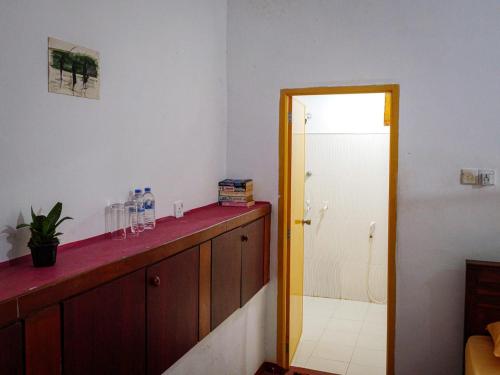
0,202,271,312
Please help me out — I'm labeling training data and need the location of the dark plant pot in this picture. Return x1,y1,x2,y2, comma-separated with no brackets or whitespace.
28,241,58,267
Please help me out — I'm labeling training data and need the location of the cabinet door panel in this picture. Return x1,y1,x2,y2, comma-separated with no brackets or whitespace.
63,269,146,375
0,322,23,375
198,241,211,340
147,246,199,375
25,305,61,375
241,218,265,306
211,227,242,330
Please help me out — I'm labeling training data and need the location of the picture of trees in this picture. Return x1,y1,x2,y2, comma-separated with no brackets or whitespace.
48,37,100,99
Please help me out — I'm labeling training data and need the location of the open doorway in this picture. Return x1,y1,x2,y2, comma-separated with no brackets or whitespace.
277,85,399,375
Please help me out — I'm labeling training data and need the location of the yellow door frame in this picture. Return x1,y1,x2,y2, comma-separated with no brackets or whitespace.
277,84,399,374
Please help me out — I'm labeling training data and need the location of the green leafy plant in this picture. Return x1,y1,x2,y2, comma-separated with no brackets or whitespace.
16,202,73,247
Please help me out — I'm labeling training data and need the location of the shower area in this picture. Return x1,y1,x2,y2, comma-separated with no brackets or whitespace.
291,93,389,375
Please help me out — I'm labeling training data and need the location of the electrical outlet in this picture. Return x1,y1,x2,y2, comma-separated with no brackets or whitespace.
461,169,478,185
174,200,184,218
479,169,495,186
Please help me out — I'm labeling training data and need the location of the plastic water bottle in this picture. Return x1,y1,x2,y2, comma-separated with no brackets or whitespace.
133,189,145,233
137,207,145,232
143,187,156,230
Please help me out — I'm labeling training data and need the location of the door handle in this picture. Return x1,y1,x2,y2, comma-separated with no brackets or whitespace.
295,219,311,225
241,235,248,242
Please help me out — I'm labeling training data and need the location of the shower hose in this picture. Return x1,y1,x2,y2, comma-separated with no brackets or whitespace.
367,235,387,304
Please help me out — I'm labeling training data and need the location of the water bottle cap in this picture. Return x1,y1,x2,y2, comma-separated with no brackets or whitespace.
144,187,151,192
134,188,142,194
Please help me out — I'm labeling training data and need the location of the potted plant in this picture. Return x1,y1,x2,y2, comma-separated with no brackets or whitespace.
16,202,72,267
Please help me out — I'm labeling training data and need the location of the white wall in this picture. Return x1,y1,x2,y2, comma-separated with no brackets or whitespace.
0,2,266,374
298,93,388,134
0,0,227,261
165,287,268,375
227,1,500,374
298,95,388,303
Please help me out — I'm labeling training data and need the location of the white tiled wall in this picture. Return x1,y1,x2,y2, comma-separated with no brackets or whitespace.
303,133,389,302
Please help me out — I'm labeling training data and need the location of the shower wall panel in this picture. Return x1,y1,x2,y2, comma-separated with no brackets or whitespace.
304,133,389,302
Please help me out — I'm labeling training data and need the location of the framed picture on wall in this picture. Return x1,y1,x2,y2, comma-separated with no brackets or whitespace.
48,37,100,99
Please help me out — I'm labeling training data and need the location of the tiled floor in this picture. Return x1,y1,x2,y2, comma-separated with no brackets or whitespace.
291,297,387,375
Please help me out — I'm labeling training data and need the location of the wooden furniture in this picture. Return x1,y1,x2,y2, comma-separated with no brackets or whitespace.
211,217,266,330
147,246,199,374
211,226,243,329
465,260,500,341
0,322,23,375
241,218,265,306
63,269,146,375
198,241,212,340
0,202,271,375
25,305,61,375
464,259,500,375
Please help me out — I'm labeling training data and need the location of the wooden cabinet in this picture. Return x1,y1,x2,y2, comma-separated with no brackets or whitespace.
0,322,23,375
63,269,146,375
241,218,265,306
211,218,266,329
1,205,270,375
147,246,199,375
25,305,61,375
211,226,243,330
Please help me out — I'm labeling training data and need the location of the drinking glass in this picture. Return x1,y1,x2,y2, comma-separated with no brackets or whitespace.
125,200,139,236
110,203,126,240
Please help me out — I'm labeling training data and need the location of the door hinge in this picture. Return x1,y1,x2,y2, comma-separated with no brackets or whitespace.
288,112,292,123
287,229,291,239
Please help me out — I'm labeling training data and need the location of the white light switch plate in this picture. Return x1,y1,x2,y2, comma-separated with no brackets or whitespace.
479,169,495,186
174,200,184,218
461,169,478,185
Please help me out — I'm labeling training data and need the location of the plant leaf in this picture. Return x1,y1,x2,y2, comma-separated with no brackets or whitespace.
55,216,73,228
16,223,30,229
54,232,63,237
30,227,42,235
46,202,62,228
42,218,51,235
31,207,37,223
32,215,45,232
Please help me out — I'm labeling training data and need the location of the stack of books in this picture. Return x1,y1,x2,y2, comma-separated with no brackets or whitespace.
218,179,255,207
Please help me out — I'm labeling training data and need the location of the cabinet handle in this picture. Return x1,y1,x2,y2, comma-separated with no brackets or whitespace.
241,235,248,242
151,276,161,287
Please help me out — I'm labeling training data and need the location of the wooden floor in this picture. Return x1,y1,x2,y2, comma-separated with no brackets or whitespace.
256,362,336,375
